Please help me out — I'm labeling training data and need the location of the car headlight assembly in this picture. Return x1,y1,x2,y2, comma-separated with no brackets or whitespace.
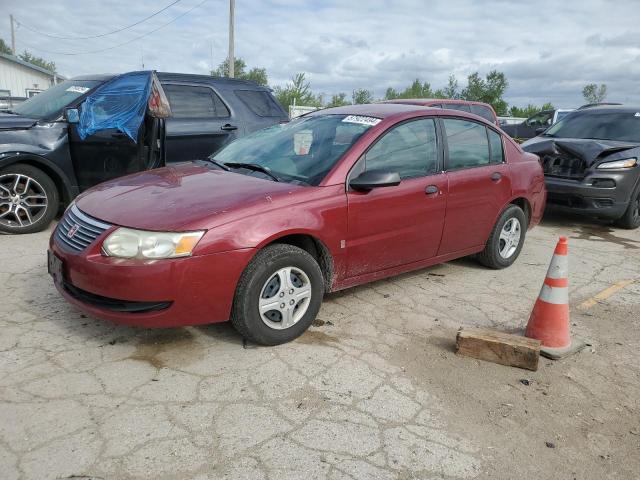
597,158,637,169
102,228,205,259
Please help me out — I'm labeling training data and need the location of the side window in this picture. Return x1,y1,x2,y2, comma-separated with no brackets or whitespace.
487,128,504,164
443,119,491,169
235,90,283,117
443,103,471,113
162,84,229,118
471,105,495,122
364,119,438,179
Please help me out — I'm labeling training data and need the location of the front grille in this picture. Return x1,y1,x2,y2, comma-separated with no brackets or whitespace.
55,204,112,252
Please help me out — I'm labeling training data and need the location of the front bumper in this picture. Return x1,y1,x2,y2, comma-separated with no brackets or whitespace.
544,169,639,219
49,231,256,328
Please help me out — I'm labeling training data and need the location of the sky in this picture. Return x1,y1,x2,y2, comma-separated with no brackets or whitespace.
2,0,640,109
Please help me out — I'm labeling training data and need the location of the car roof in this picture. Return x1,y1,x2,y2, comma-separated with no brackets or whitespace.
70,74,117,82
310,103,435,119
380,98,495,109
571,105,640,114
69,72,269,90
156,71,268,89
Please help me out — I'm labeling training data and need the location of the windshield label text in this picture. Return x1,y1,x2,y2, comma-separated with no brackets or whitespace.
342,115,381,126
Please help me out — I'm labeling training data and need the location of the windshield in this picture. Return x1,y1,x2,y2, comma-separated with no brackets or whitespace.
12,80,102,119
213,114,377,185
545,111,640,142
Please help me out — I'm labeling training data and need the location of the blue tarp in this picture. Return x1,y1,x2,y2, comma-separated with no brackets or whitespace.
78,71,152,142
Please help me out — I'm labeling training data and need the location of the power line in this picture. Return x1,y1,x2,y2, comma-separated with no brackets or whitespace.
16,0,208,56
15,0,183,40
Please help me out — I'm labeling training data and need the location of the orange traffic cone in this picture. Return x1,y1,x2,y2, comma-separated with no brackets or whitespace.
525,236,586,359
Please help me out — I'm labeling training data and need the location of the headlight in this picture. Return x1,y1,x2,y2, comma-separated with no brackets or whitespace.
597,158,637,169
102,228,204,259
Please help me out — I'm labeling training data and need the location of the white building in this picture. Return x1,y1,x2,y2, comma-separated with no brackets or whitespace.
0,52,65,107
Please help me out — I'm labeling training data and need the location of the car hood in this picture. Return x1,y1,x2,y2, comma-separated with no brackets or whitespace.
0,112,38,130
76,162,304,231
522,137,640,166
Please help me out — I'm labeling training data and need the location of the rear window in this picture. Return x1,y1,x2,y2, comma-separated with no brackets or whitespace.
442,103,471,113
162,84,230,118
471,104,495,122
235,90,284,117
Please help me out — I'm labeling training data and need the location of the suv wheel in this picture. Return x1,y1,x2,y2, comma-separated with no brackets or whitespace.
614,185,640,230
477,204,527,269
231,244,324,346
0,164,59,234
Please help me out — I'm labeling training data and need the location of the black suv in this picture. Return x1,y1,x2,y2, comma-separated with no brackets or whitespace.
0,71,288,234
522,106,640,229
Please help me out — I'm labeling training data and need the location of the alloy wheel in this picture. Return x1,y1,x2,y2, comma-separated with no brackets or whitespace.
0,173,49,228
258,266,312,330
498,217,521,259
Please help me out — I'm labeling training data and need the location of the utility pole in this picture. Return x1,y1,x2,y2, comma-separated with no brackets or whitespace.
228,0,235,78
10,14,16,54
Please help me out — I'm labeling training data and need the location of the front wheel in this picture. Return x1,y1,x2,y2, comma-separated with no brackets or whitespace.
230,244,325,345
477,204,527,269
614,185,640,230
0,164,59,234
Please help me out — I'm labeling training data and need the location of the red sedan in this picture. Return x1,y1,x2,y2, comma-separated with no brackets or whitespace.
49,104,546,345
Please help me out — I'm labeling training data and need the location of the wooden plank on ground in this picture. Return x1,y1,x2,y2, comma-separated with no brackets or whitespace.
456,328,541,371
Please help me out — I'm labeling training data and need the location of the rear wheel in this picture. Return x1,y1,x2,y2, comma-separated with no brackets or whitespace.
0,164,59,234
477,204,527,269
231,244,324,345
614,185,640,230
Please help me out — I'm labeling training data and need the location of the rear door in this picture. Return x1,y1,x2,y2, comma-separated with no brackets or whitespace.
346,118,448,277
438,118,511,255
162,83,240,162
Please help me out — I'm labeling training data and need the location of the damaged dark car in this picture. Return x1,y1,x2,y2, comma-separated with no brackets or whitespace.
522,106,640,229
0,71,287,234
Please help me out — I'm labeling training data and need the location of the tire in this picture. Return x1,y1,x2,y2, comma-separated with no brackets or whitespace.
231,244,325,346
477,204,527,269
0,163,59,234
614,183,640,230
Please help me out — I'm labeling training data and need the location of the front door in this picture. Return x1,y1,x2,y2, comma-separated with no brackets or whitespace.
162,83,240,162
68,124,141,191
346,118,448,277
438,118,512,255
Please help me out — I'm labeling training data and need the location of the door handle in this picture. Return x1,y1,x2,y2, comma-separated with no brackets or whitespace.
425,185,439,195
221,124,238,131
490,172,502,182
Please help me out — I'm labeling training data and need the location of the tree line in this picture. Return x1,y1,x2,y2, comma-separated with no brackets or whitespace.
215,57,610,118
0,38,57,73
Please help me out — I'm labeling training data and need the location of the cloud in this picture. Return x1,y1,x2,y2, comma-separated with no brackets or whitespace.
1,0,639,107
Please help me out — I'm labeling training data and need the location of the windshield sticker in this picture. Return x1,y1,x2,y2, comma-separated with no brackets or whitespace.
293,130,313,155
66,86,90,94
342,115,381,126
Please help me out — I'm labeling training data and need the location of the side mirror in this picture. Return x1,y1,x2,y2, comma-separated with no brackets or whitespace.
349,170,401,191
535,127,546,135
65,108,80,124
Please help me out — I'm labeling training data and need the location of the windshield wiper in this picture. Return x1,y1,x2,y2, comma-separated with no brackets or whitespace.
202,158,230,171
224,162,280,182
